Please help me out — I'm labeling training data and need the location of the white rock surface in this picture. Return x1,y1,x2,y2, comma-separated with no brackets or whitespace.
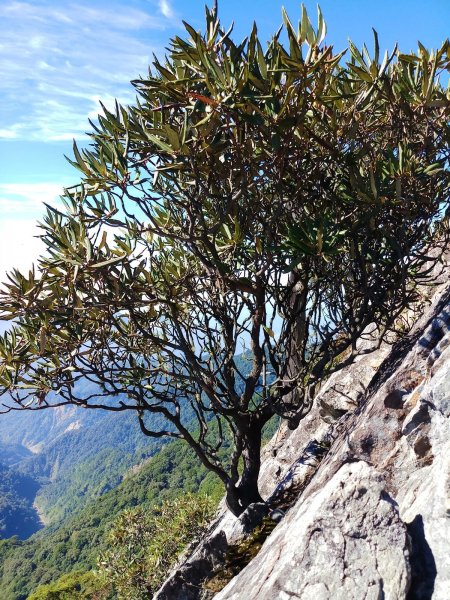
214,461,411,600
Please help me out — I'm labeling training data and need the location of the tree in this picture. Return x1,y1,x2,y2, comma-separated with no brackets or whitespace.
0,4,449,516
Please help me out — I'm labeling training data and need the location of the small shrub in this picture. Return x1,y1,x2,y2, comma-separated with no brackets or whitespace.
27,570,108,600
98,493,216,599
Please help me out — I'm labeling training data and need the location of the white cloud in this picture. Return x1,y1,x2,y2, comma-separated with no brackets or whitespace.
0,219,43,281
0,183,64,216
37,60,56,71
159,0,174,19
0,0,177,277
29,35,46,49
0,1,172,142
0,128,18,139
0,182,65,281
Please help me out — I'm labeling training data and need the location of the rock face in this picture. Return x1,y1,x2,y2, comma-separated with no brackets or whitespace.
156,271,450,600
215,462,411,600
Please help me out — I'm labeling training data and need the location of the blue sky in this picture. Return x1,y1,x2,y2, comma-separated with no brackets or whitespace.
0,0,449,277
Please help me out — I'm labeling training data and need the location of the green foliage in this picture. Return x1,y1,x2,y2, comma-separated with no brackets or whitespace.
27,570,107,600
0,435,224,599
99,494,216,599
0,412,279,597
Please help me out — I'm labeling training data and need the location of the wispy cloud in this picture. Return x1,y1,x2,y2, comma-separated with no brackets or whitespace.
159,0,175,19
0,219,44,280
0,128,18,139
0,182,64,216
0,1,173,142
0,182,65,279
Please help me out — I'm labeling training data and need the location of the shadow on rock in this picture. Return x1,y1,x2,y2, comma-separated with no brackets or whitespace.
406,514,437,600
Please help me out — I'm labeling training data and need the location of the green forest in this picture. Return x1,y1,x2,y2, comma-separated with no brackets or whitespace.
0,414,278,599
0,435,219,598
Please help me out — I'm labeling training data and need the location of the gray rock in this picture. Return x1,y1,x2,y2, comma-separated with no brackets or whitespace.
214,462,411,600
303,323,390,422
396,352,450,599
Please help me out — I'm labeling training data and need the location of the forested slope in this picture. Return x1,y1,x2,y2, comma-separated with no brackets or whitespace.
0,408,278,599
0,435,224,599
0,464,42,540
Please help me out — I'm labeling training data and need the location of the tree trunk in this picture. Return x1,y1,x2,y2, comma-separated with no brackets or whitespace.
284,270,309,429
225,424,264,517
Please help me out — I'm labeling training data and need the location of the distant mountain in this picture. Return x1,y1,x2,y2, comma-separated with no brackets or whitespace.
0,442,33,468
0,414,279,600
0,403,174,527
0,351,270,528
0,352,274,598
0,402,102,455
0,433,224,600
29,412,168,524
0,352,271,529
0,464,42,540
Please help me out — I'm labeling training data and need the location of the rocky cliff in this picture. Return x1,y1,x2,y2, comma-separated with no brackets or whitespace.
156,264,450,600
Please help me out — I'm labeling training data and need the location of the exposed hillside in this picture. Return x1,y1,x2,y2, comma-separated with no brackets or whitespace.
0,398,100,452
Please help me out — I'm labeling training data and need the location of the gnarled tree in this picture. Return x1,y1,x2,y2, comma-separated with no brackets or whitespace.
0,4,449,515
